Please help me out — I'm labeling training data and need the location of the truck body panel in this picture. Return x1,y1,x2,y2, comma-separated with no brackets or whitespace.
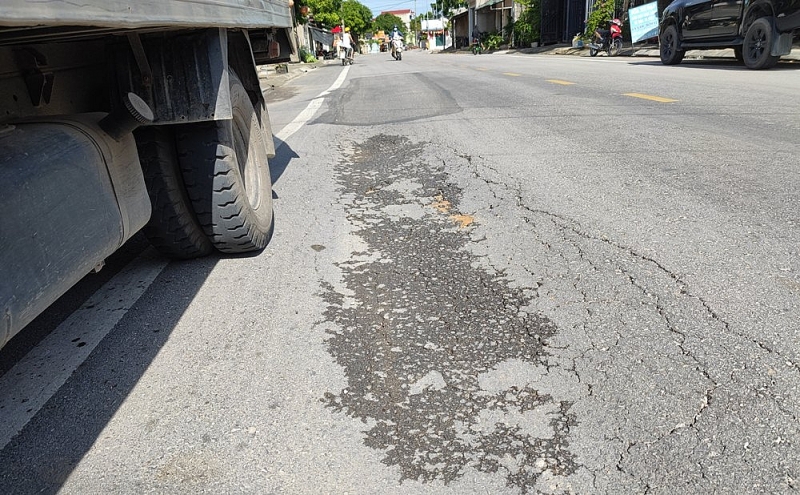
0,0,292,30
0,0,291,349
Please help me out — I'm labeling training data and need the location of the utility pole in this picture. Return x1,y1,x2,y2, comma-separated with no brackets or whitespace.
414,0,417,45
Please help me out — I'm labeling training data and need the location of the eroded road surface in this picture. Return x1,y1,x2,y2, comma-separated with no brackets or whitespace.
323,135,577,491
2,52,799,494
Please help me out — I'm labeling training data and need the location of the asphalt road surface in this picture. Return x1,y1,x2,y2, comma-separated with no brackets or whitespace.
2,50,799,494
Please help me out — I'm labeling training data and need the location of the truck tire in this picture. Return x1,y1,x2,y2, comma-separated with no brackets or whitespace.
743,18,779,69
136,127,216,259
176,69,275,253
660,25,685,65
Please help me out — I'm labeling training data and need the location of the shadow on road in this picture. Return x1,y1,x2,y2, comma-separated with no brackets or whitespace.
269,137,299,186
0,253,219,494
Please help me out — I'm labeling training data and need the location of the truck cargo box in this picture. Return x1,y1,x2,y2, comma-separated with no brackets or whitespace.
0,0,292,30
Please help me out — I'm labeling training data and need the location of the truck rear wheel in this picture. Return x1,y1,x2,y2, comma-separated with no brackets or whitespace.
136,127,215,259
176,69,275,253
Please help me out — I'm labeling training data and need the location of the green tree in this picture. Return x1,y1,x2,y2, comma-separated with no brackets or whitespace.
306,0,342,28
513,0,541,45
373,12,405,33
409,15,421,33
341,0,373,36
429,0,466,17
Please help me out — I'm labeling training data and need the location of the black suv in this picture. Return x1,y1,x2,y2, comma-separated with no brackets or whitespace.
659,0,800,69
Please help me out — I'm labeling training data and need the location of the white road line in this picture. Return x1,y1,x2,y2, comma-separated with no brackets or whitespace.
274,65,350,146
317,65,350,97
0,249,168,449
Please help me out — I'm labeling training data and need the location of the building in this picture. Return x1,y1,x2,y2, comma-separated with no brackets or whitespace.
539,0,591,44
380,9,415,45
464,0,591,46
381,9,414,30
420,19,450,50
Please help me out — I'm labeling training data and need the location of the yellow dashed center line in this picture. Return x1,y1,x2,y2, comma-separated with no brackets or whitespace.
623,93,678,103
546,79,576,85
503,72,521,77
477,67,488,71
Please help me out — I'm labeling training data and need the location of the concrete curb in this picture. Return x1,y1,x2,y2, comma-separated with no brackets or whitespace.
258,59,340,90
446,43,800,61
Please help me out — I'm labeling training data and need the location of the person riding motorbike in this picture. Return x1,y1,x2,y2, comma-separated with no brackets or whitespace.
390,25,404,58
340,26,354,61
593,18,621,47
588,17,623,56
471,24,483,54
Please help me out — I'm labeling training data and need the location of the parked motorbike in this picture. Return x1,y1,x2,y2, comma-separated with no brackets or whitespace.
391,39,403,60
588,18,623,57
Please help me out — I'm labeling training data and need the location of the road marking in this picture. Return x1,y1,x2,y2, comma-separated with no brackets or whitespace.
503,72,522,77
623,92,678,103
317,65,350,97
0,249,168,449
274,65,350,147
546,79,576,85
477,67,488,71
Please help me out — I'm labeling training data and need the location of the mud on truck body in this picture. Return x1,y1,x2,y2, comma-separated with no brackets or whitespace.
0,1,294,349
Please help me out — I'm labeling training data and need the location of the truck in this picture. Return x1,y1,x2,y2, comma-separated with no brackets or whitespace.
0,1,295,349
659,0,800,69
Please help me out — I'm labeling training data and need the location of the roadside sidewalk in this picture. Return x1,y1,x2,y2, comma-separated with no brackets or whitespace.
257,58,340,90
456,43,800,61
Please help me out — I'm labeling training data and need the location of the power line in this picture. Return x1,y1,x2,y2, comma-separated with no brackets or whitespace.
366,0,416,13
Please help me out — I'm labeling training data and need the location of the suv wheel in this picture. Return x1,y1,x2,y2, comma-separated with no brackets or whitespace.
743,18,779,69
660,25,685,65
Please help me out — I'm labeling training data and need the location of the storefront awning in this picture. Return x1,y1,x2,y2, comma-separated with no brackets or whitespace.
421,19,445,31
309,27,333,46
475,0,500,10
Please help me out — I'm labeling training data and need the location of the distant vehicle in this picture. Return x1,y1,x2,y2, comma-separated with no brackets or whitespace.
659,0,800,69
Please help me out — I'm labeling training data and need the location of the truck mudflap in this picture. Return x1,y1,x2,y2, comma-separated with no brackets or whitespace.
0,112,151,348
771,31,793,56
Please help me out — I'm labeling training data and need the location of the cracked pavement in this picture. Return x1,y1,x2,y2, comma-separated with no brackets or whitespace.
3,51,799,495
320,125,799,493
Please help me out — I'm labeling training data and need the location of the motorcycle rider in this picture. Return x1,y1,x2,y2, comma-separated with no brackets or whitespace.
472,24,482,54
593,18,621,46
340,26,354,60
390,25,404,58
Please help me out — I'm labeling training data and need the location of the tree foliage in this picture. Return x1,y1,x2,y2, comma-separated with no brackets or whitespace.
513,0,541,45
409,15,422,33
373,13,405,33
342,0,373,36
306,0,342,28
428,0,466,17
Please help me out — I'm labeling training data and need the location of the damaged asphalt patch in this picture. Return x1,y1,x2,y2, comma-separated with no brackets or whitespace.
321,134,577,492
